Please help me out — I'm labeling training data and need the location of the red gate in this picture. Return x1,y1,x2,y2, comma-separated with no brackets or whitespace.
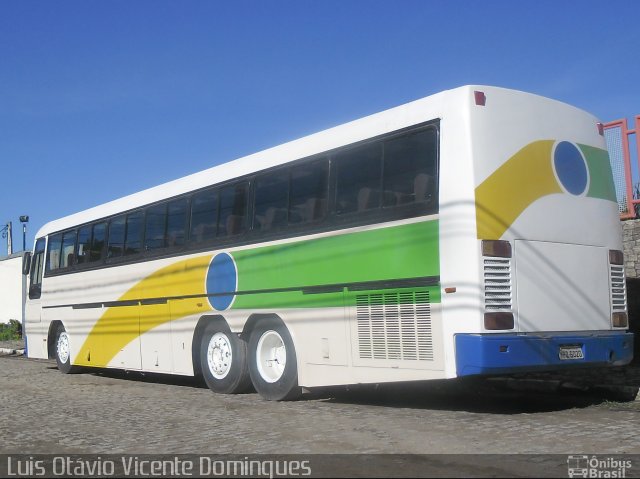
604,116,640,219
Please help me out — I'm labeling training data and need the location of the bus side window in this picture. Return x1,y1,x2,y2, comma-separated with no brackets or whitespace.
76,225,92,265
335,143,382,215
107,215,126,258
190,189,218,243
59,230,77,268
29,238,46,299
144,203,168,251
167,198,187,247
124,211,143,256
253,170,288,232
90,222,107,262
218,182,248,237
46,233,62,272
289,159,328,224
383,128,438,209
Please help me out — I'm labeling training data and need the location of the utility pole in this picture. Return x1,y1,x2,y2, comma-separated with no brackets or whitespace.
6,221,12,255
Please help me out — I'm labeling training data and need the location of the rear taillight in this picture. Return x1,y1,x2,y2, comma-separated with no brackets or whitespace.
484,312,514,330
482,240,512,258
609,249,624,265
612,312,628,328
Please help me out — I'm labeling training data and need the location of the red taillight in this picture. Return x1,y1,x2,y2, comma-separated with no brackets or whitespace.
609,250,624,265
474,91,486,106
612,312,628,328
484,312,514,330
482,240,512,258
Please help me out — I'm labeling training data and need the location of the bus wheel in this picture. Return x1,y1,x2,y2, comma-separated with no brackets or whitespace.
248,318,302,401
54,325,77,374
200,322,251,394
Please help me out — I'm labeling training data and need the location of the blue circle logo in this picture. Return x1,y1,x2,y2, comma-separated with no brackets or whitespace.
206,252,237,311
553,141,588,196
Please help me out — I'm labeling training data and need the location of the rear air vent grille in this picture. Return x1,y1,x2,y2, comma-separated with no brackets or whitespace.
610,265,627,312
356,290,433,361
484,258,512,311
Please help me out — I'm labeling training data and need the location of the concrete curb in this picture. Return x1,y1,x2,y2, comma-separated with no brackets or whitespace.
0,348,25,356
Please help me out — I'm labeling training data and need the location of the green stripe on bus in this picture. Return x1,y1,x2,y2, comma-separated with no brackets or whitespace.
231,219,440,309
580,144,617,203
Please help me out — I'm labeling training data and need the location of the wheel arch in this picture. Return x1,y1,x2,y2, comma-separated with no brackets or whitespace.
241,313,287,342
241,313,301,369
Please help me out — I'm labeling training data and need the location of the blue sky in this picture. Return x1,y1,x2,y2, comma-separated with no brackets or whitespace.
1,0,638,252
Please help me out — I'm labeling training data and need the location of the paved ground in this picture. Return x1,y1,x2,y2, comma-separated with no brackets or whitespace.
2,336,639,477
1,354,638,458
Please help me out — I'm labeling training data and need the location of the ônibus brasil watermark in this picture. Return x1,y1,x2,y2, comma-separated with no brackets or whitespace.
567,455,633,478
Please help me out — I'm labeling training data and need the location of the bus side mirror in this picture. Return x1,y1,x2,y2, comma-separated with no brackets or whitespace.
22,252,31,275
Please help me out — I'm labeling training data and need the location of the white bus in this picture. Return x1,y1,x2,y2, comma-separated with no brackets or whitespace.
23,85,633,400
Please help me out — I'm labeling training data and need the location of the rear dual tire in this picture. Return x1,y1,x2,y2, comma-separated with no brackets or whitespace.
200,318,301,401
248,318,302,401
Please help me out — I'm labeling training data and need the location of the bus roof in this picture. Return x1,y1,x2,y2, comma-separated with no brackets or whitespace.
35,85,589,238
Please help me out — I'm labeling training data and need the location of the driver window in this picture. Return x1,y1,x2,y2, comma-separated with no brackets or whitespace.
29,238,46,299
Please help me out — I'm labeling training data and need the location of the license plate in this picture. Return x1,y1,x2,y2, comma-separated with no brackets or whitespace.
559,346,584,360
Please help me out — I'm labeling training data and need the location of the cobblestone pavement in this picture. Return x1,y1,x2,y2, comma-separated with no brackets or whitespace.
0,355,639,457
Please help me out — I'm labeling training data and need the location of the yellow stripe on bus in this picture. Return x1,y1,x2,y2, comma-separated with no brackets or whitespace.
74,255,212,368
475,140,561,240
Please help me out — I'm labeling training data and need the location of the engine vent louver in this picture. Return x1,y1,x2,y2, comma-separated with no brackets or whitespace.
356,290,433,361
610,264,627,312
484,258,512,311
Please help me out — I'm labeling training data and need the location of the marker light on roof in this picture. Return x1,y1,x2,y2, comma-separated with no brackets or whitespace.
474,91,486,106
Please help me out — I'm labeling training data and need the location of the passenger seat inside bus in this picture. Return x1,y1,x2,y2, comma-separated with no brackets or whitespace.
414,173,434,204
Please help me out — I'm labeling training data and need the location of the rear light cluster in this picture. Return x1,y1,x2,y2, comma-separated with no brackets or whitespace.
612,312,628,328
482,240,514,330
482,239,512,258
608,249,628,328
484,312,514,330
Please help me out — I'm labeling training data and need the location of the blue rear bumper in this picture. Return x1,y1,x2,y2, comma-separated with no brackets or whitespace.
455,332,634,377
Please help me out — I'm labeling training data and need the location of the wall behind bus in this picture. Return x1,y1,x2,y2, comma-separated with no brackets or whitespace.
622,219,640,279
622,219,640,364
0,253,26,324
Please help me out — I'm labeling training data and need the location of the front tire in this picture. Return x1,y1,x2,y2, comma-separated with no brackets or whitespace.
54,325,77,374
200,321,252,394
248,318,301,401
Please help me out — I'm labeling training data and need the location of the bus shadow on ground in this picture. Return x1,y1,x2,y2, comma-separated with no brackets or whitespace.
44,363,207,389
43,361,638,414
313,377,633,414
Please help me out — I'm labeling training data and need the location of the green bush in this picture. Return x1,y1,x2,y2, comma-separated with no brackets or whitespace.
0,320,22,341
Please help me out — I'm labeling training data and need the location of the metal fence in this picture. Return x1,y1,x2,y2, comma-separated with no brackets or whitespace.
604,116,640,219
